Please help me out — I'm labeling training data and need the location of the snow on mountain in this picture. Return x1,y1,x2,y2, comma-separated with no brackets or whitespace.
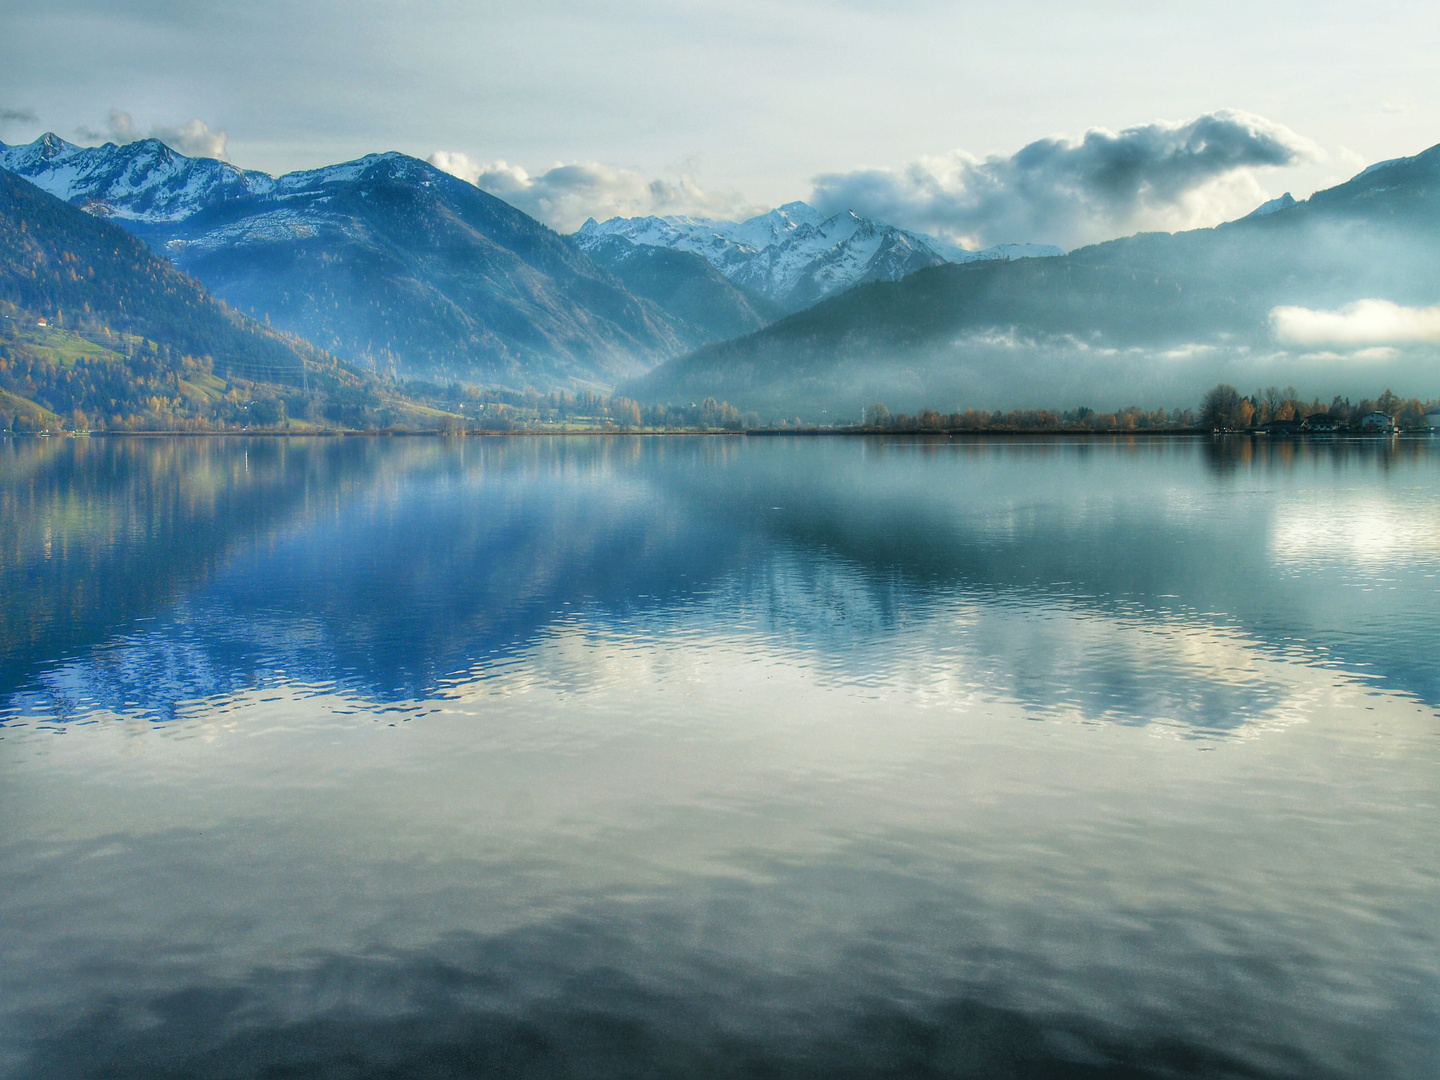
1358,156,1406,178
575,213,766,284
0,134,442,231
723,201,827,249
578,201,824,265
575,202,1062,310
0,133,276,222
1242,192,1298,220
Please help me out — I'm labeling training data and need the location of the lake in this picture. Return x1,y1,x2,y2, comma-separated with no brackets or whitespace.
1,433,1437,1079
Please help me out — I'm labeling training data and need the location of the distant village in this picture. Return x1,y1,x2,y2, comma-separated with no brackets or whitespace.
1199,385,1440,437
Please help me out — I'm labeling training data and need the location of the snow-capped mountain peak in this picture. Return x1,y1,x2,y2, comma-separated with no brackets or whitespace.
575,201,1062,310
0,133,275,222
722,201,826,250
0,136,453,231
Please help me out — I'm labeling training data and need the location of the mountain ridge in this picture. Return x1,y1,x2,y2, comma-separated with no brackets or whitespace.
575,236,784,345
574,203,1062,311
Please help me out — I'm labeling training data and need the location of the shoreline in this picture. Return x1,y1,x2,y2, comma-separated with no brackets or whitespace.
6,427,1434,440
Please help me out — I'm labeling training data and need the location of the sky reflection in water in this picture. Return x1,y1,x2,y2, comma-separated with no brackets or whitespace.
0,435,1437,1079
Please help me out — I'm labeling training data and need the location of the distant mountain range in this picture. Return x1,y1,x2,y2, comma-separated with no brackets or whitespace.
0,135,774,388
575,203,1061,312
7,132,1438,417
626,145,1440,416
1,133,1061,391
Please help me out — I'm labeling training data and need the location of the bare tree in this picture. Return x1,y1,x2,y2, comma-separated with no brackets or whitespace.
1200,384,1244,430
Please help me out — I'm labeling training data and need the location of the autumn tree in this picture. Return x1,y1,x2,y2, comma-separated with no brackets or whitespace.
610,396,642,428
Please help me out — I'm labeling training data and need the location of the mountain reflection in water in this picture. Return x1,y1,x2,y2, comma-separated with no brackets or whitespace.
0,434,1436,1079
4,434,1438,724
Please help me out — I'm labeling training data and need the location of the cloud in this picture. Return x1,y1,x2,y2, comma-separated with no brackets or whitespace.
809,110,1321,250
77,108,228,159
76,108,144,145
428,151,758,232
152,118,228,159
1,107,39,125
1271,300,1440,346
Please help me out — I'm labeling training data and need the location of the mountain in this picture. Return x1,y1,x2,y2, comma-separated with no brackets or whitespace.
574,235,784,343
0,165,310,384
574,202,1062,312
0,168,416,431
624,146,1440,418
1242,192,1296,219
0,135,760,389
0,132,281,223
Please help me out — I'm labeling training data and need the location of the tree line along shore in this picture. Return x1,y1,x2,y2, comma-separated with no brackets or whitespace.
7,381,1437,438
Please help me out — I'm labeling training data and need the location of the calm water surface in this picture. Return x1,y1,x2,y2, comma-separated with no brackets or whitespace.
1,434,1437,1079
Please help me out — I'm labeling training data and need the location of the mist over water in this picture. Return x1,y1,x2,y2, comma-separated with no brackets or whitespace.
1,434,1437,1079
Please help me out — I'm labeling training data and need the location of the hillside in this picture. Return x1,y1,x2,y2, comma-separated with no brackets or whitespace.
625,145,1440,417
0,166,313,383
0,136,775,389
577,235,784,343
0,169,420,431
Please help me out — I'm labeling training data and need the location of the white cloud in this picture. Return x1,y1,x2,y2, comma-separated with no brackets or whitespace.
809,110,1322,250
427,151,759,232
427,151,485,186
78,108,228,159
1160,343,1217,361
151,118,228,159
1270,300,1440,346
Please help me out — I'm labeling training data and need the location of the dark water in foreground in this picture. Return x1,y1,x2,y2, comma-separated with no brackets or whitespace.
1,434,1437,1079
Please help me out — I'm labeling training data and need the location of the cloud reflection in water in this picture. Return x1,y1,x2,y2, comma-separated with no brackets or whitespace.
2,433,1439,1079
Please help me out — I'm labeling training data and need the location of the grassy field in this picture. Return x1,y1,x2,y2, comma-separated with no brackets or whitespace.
0,386,60,426
19,324,128,367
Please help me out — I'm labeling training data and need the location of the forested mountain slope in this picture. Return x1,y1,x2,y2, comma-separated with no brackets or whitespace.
0,169,403,430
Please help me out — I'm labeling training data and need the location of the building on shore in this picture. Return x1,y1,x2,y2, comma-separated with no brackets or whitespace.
1360,412,1395,434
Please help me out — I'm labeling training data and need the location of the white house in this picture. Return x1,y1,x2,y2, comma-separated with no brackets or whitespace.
1360,412,1395,433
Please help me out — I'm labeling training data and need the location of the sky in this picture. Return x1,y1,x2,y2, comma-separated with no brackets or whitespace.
2,0,1438,247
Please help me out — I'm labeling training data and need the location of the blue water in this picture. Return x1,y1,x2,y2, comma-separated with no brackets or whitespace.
1,434,1437,1078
